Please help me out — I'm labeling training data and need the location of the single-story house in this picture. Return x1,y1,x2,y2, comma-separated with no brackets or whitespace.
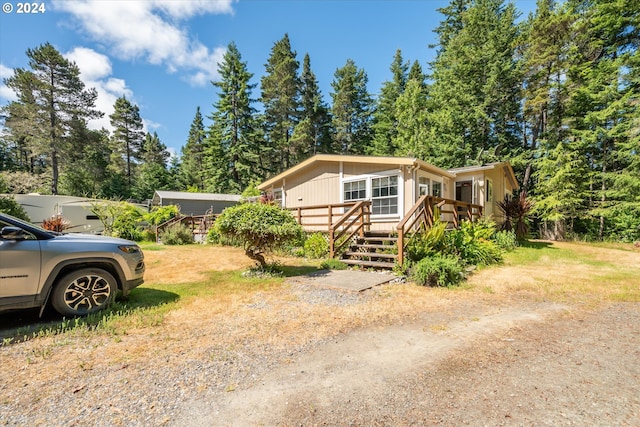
257,154,519,232
151,191,242,216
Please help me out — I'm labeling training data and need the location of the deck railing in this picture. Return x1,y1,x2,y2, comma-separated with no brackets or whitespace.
289,197,482,267
396,196,483,265
155,213,216,242
328,201,371,257
288,201,371,258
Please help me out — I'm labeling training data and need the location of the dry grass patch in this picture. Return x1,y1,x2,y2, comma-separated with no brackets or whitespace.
142,244,255,284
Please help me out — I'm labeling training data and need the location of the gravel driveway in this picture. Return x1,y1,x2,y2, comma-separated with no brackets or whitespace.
2,292,637,426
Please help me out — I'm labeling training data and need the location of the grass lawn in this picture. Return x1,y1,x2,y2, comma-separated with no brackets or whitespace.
1,240,639,348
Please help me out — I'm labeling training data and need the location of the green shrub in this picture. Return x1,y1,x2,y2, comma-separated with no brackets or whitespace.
206,224,242,246
215,202,304,267
304,233,329,259
141,228,158,242
411,254,463,287
320,258,349,270
492,230,518,252
0,195,30,221
145,205,180,226
160,222,193,245
444,220,503,266
91,200,145,241
405,220,447,262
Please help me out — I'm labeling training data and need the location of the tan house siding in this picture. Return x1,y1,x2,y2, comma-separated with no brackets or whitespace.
279,161,340,208
258,155,519,232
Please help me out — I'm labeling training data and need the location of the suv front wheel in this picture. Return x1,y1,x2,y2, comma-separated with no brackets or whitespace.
51,268,117,316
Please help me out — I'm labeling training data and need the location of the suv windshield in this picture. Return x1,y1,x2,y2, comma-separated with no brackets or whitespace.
0,213,55,237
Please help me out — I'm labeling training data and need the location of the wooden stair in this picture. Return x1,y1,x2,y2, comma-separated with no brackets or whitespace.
341,232,398,269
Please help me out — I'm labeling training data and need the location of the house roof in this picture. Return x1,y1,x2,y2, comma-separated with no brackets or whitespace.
449,161,519,190
257,154,456,190
152,191,242,203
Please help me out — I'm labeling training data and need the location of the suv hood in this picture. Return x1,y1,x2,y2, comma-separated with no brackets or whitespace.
55,233,138,246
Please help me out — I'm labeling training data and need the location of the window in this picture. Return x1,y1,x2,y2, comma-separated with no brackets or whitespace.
344,179,366,201
418,177,430,196
486,179,493,203
432,181,442,197
372,176,398,215
273,188,283,207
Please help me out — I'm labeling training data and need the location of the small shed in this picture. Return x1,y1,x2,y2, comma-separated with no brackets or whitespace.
151,191,241,215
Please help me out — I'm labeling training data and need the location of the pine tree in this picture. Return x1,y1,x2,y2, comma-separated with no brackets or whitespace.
519,0,572,193
207,42,260,193
393,79,431,160
109,96,144,197
2,43,102,194
291,53,332,157
59,119,110,196
261,34,301,172
330,59,374,154
369,50,409,156
180,107,207,190
433,0,472,53
427,0,522,168
135,132,171,200
567,0,640,240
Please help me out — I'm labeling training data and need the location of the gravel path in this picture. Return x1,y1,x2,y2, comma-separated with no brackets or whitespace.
171,302,640,426
2,295,638,426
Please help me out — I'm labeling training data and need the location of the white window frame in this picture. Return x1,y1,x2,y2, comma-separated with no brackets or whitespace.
418,176,430,196
432,181,443,197
342,179,367,203
340,170,403,219
272,188,284,207
485,179,493,203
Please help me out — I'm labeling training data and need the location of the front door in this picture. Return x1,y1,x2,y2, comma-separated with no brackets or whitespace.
456,181,473,203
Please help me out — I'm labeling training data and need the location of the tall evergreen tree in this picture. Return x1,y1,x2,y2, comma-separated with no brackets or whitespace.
2,43,102,194
135,132,171,200
369,50,409,156
427,0,522,168
519,0,572,193
407,60,428,89
109,96,144,197
291,53,332,157
59,119,110,196
207,42,260,193
261,34,301,172
181,106,207,190
393,79,431,160
330,59,374,154
567,0,640,240
433,0,472,52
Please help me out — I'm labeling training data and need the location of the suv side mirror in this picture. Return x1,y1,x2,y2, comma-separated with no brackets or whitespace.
0,226,27,240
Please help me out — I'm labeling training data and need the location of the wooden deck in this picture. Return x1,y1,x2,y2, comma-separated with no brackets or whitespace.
289,196,483,267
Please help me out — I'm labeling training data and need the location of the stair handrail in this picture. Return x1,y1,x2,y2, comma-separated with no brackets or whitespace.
396,195,434,266
329,200,371,258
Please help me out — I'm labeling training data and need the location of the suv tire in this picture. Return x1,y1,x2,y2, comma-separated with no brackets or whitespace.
51,268,117,316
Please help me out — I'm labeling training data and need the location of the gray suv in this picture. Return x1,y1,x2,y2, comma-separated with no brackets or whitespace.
0,212,145,317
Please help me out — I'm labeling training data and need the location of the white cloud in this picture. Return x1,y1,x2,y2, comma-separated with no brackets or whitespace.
0,64,18,102
64,47,134,132
53,0,234,86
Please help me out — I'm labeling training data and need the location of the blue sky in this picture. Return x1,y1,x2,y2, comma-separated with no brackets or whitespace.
0,0,537,157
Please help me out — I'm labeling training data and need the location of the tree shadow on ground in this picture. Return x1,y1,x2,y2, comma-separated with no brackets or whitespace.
0,288,178,345
273,264,322,277
519,240,556,250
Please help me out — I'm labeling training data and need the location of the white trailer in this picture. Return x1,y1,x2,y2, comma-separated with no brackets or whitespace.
7,194,106,234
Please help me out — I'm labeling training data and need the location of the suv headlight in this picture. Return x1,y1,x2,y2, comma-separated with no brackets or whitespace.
118,245,141,254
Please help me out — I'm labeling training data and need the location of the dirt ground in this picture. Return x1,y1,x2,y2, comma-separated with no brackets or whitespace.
170,301,639,427
1,244,639,426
